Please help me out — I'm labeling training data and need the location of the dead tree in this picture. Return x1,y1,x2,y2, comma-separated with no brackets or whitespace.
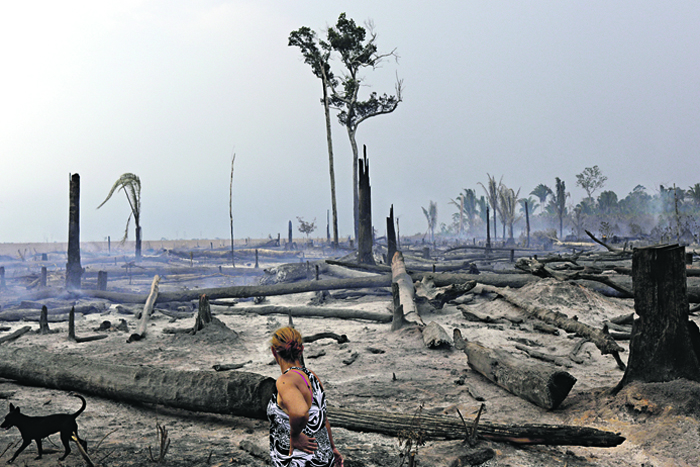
66,173,82,290
386,204,397,266
615,245,700,392
357,147,375,264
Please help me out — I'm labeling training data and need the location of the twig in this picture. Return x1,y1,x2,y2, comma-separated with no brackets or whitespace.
469,403,485,447
93,427,119,451
0,440,20,460
147,422,171,463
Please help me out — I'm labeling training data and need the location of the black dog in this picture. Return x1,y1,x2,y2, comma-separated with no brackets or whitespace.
1,393,87,463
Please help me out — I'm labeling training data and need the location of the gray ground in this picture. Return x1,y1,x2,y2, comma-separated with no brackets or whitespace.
0,242,699,466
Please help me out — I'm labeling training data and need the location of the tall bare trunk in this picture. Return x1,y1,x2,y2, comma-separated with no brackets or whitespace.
322,74,339,249
66,173,82,290
229,153,236,267
349,127,359,242
135,225,142,261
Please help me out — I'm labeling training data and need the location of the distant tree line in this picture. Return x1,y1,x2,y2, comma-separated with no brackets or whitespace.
438,166,700,246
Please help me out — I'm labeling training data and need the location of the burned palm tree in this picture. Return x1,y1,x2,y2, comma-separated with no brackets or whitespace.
498,185,521,244
422,201,438,248
97,173,142,260
479,174,502,241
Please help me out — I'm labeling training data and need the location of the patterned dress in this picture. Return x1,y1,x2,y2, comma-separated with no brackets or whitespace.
267,367,334,467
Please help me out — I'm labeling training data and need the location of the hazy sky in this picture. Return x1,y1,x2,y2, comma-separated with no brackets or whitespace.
1,1,699,244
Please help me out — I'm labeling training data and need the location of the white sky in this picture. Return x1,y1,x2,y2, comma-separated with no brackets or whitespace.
1,1,699,243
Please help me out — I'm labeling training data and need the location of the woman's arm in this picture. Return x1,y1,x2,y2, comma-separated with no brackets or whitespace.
325,418,344,466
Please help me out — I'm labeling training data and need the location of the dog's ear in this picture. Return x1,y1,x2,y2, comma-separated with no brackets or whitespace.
8,403,15,411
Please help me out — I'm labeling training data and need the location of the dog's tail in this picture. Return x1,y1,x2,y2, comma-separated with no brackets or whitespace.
70,393,87,418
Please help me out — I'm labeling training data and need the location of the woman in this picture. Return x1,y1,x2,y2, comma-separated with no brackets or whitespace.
267,326,343,467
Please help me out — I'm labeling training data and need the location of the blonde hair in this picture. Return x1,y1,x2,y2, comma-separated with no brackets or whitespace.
271,326,304,362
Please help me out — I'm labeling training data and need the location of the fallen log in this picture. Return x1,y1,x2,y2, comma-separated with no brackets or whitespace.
0,326,31,345
480,284,626,367
326,407,625,447
70,273,543,306
0,304,105,321
0,347,275,419
326,259,476,274
0,347,624,448
391,251,424,329
211,305,391,323
453,329,576,409
410,273,538,289
76,275,394,304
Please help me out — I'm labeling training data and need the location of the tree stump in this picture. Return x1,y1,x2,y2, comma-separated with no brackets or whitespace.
193,294,213,333
97,271,108,291
615,245,700,393
39,305,51,334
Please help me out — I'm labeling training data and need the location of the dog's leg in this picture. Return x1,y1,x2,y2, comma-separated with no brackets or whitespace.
58,430,73,461
33,438,43,460
75,428,88,451
8,438,31,463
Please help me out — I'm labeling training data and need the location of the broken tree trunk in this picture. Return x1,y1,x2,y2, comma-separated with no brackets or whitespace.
68,307,108,343
391,251,424,330
480,284,625,367
128,275,160,342
386,205,397,266
357,147,375,265
453,329,576,410
66,173,82,290
585,229,622,253
615,245,700,392
326,407,624,446
0,347,275,419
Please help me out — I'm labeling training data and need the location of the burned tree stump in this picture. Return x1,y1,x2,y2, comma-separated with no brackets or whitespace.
97,271,108,291
357,146,375,265
615,245,700,392
193,294,213,334
39,305,51,334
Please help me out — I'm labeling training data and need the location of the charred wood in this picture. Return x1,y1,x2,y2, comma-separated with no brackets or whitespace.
479,284,625,361
454,329,576,410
